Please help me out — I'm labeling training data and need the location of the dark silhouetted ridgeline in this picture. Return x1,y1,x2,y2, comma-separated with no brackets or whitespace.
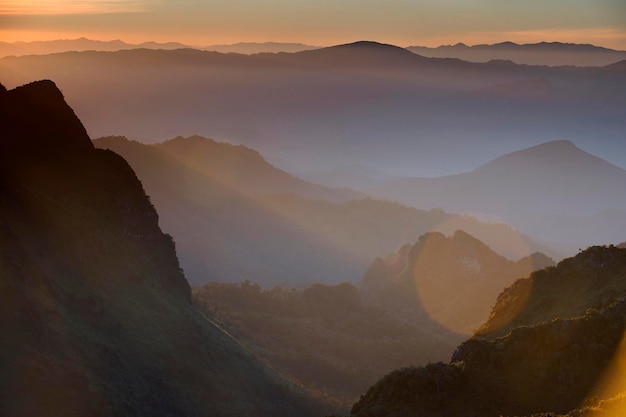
0,80,328,417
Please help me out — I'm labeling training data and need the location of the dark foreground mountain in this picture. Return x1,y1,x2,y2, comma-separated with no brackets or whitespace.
372,140,626,250
95,136,555,287
351,245,626,417
192,231,552,407
0,80,326,416
407,41,626,66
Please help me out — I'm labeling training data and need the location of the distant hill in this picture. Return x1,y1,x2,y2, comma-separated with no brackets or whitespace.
153,135,361,201
286,40,428,68
407,41,626,66
0,80,324,416
371,140,626,250
0,37,191,58
351,245,626,417
95,136,556,287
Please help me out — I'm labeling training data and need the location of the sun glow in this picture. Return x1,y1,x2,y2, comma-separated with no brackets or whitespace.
0,0,145,15
589,332,626,416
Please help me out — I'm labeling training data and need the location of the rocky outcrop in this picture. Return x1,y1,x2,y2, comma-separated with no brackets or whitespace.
351,245,626,417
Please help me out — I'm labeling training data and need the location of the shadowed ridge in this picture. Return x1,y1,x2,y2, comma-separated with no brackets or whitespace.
0,80,92,154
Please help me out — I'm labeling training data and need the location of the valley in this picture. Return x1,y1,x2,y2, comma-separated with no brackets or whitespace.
1,32,625,417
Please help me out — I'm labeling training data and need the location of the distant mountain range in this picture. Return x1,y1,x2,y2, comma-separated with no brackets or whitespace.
0,37,191,58
0,80,325,416
0,38,319,58
1,41,623,183
4,38,624,66
370,140,626,249
408,41,626,66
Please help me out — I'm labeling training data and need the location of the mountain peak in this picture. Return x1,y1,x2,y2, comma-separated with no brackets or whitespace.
294,40,421,66
336,40,403,49
472,140,624,177
329,40,416,56
0,80,93,154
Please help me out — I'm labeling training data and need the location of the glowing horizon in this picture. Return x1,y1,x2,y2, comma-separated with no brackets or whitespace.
0,0,625,49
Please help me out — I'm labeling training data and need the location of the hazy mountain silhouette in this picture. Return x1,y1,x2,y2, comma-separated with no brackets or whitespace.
0,80,326,416
95,136,557,287
0,37,319,58
204,41,319,54
0,37,191,58
153,135,361,201
1,44,623,182
93,135,367,287
407,41,626,66
360,230,554,335
351,245,626,417
371,140,626,250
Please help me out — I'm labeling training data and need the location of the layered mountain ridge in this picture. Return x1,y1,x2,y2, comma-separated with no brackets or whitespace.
407,41,626,66
1,43,623,182
95,135,555,287
371,140,626,249
351,245,626,417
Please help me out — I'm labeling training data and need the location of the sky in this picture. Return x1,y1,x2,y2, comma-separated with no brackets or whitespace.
1,0,625,49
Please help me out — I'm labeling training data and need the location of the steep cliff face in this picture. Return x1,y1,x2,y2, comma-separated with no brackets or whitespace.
0,80,323,417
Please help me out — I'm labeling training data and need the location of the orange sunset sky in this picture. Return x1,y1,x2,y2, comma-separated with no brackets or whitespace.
1,0,625,48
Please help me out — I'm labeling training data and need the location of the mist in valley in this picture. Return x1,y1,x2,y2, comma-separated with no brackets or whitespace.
1,14,626,416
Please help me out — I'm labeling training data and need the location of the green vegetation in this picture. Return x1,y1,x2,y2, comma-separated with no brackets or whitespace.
193,281,460,408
